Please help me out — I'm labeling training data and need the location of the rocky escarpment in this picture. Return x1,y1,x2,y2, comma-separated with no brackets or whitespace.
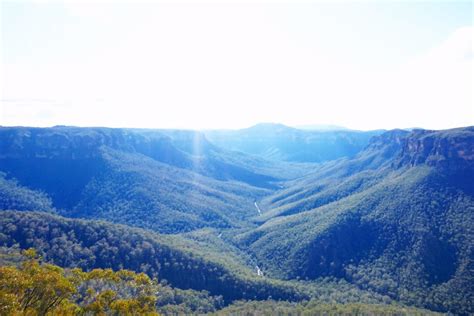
363,129,409,160
0,127,189,163
396,127,474,170
0,127,203,210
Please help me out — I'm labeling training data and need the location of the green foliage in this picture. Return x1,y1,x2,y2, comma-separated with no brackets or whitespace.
0,212,393,307
237,155,474,313
0,172,54,213
68,148,270,233
0,247,438,316
0,254,76,315
0,249,159,315
155,286,224,315
212,300,441,316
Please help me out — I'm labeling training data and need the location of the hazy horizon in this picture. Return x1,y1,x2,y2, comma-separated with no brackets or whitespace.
1,121,473,133
1,1,473,130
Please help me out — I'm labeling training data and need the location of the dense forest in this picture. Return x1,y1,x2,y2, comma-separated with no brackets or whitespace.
0,125,473,315
0,211,395,304
1,248,440,315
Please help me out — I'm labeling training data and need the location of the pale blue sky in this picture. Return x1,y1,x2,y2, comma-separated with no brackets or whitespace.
1,1,473,130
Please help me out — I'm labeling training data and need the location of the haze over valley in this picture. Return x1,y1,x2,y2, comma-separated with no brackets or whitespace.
1,1,473,315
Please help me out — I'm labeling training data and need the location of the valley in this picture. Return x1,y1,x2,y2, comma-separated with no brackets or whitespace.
0,124,472,315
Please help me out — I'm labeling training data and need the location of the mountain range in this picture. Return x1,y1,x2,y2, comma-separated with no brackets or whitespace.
0,123,472,315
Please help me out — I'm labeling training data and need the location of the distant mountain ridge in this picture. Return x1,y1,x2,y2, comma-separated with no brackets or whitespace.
205,123,384,163
294,124,350,131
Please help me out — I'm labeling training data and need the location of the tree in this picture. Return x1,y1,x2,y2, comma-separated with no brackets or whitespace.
0,248,160,315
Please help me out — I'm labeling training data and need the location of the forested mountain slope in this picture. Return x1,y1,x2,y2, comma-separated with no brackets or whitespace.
0,211,395,307
0,126,309,233
255,129,411,221
0,172,54,213
0,246,438,316
237,127,474,314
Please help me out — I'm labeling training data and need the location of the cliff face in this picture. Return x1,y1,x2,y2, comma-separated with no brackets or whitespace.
0,127,202,210
363,129,409,160
0,127,181,160
366,129,408,150
396,127,474,170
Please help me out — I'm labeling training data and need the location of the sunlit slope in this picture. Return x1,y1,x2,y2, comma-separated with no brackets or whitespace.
254,129,409,221
237,127,474,314
0,126,308,233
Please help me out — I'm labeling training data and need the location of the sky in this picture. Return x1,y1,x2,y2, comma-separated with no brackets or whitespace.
1,0,473,130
